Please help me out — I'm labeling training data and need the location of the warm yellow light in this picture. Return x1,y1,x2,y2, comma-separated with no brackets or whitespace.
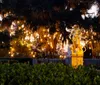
31,52,33,55
32,55,35,58
59,55,64,59
11,47,15,51
44,35,46,38
10,31,15,36
35,32,39,38
89,41,92,44
47,29,49,32
40,39,43,42
50,42,53,49
9,52,11,54
30,35,34,42
20,42,24,46
94,41,96,43
53,32,57,39
17,21,20,24
42,48,45,51
80,41,85,47
27,44,31,48
11,54,14,57
43,29,46,32
21,24,24,28
25,35,30,40
47,34,50,37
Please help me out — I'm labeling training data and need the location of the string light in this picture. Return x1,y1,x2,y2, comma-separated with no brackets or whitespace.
0,11,99,58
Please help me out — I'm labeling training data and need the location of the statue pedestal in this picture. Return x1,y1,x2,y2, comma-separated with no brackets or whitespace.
72,51,83,68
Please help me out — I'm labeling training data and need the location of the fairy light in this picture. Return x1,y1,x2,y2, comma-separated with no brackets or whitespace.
30,36,34,42
44,35,46,38
0,10,99,58
63,40,69,52
35,32,38,37
59,55,63,59
9,47,15,57
0,14,3,21
25,35,30,40
8,21,100,58
4,12,9,18
47,29,49,32
18,27,21,30
80,41,86,48
32,54,36,58
11,54,14,57
17,21,20,24
43,29,46,32
10,31,15,36
21,24,24,28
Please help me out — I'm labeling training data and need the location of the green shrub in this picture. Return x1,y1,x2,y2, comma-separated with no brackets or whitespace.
0,63,100,85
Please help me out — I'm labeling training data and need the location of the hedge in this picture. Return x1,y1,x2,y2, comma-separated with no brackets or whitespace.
0,63,100,85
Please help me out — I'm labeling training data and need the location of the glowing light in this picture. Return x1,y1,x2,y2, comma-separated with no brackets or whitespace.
70,8,73,11
80,41,85,47
85,14,89,18
0,10,98,59
10,31,15,36
65,27,71,32
94,41,96,43
40,39,43,42
81,14,85,20
59,55,63,59
50,42,53,49
53,32,57,39
0,14,3,21
30,34,34,42
25,35,30,40
21,24,24,28
4,13,9,18
2,41,4,44
18,27,21,30
93,32,96,36
12,22,16,26
47,34,50,37
87,1,99,18
11,54,14,57
47,29,49,32
32,54,35,58
10,25,15,30
63,41,68,52
43,29,46,31
17,21,20,24
8,52,11,54
65,6,67,10
44,35,46,38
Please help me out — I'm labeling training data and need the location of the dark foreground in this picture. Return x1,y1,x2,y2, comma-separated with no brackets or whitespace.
0,63,100,85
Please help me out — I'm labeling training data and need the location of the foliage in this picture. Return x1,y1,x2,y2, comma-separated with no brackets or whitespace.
0,63,100,85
